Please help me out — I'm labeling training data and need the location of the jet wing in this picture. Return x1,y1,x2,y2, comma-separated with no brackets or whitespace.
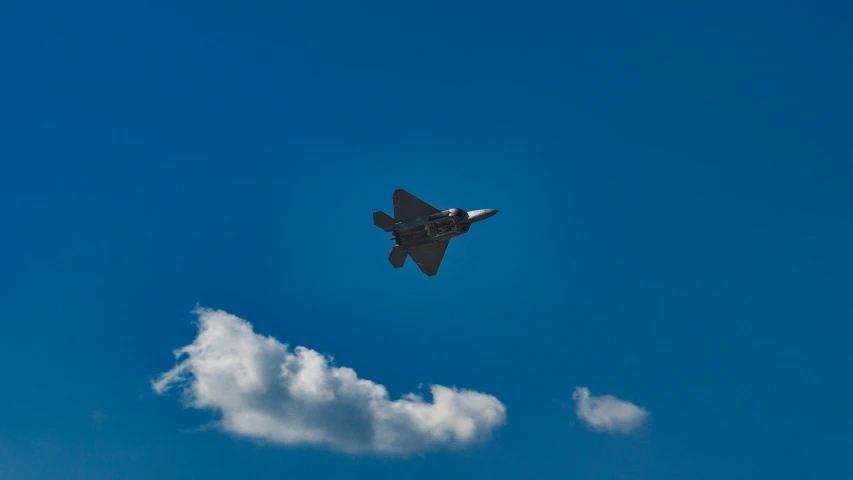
407,240,450,276
393,189,440,222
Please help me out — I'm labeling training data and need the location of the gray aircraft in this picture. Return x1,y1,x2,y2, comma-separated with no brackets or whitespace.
373,189,498,276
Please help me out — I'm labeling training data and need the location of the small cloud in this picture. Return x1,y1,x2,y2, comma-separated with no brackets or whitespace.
152,307,507,455
91,410,107,423
572,387,649,434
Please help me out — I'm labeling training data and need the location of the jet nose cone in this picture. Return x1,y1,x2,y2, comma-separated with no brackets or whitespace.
467,208,499,223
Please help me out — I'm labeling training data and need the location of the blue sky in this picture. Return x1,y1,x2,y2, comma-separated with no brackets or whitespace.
2,1,852,478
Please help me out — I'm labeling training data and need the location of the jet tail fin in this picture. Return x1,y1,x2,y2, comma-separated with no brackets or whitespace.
389,246,407,268
373,211,396,231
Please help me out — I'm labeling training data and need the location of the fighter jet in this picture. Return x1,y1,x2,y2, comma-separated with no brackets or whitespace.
373,189,498,276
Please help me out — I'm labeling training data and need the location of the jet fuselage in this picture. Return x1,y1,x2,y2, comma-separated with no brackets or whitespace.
391,208,498,248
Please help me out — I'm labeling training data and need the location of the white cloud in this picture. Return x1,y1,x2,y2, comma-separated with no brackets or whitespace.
572,386,649,434
152,307,506,455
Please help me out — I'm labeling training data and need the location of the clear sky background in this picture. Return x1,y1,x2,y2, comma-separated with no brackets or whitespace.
2,1,852,479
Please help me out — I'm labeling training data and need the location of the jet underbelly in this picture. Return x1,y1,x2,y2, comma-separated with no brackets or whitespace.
425,217,457,238
395,217,466,247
